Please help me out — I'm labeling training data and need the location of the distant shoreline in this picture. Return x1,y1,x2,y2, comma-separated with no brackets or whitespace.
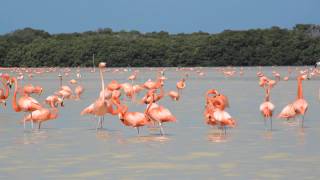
1,24,319,67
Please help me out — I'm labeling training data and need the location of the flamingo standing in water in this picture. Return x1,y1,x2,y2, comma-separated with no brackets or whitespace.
22,108,58,129
143,74,164,90
204,89,235,135
74,85,84,100
259,87,275,130
56,85,73,100
168,76,186,101
144,92,176,136
176,78,186,94
114,101,150,134
81,62,117,129
45,95,64,108
168,90,180,101
121,83,134,100
12,77,42,129
0,75,10,107
258,76,276,130
23,84,43,96
278,74,308,127
128,71,137,84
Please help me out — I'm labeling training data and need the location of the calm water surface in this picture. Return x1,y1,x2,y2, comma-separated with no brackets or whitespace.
0,67,319,179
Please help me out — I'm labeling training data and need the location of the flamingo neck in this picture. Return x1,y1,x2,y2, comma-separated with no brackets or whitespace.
111,99,123,115
12,78,20,112
1,79,9,98
297,78,303,99
145,101,153,114
158,86,164,100
265,87,270,102
99,67,105,95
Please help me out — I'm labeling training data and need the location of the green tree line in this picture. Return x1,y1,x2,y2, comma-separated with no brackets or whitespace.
0,24,319,67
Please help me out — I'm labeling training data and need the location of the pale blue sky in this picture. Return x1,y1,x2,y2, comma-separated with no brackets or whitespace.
1,0,319,34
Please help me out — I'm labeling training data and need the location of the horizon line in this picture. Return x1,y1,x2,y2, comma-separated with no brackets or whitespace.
2,24,319,36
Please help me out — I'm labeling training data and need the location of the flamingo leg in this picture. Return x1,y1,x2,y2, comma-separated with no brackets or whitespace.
224,126,227,136
23,117,26,129
30,112,34,129
137,127,140,134
270,117,273,131
263,117,266,130
96,117,101,130
219,125,223,136
132,93,136,103
38,122,42,129
159,122,164,136
101,116,104,129
301,115,305,128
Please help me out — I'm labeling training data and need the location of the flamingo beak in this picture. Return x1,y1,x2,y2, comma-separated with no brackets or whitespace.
7,81,12,89
61,101,64,107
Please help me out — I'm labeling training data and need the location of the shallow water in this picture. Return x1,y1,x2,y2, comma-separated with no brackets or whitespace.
0,66,319,179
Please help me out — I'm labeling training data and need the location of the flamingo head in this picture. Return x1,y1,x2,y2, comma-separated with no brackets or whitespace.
299,74,308,81
34,86,43,95
58,98,64,107
259,76,269,87
6,81,12,89
206,89,219,97
0,100,6,107
117,104,128,119
99,62,106,68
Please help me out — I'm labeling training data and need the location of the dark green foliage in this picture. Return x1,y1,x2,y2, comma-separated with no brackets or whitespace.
0,25,319,67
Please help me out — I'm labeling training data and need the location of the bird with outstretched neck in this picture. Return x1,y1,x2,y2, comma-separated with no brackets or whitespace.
81,62,118,130
12,77,42,129
278,74,308,127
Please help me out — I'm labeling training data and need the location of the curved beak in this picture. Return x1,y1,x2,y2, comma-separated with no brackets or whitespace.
39,89,43,96
7,81,12,89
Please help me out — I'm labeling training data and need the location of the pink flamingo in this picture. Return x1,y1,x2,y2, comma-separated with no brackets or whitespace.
45,95,64,108
168,90,180,101
114,102,151,134
204,89,235,135
56,85,73,99
23,84,43,96
107,80,121,91
145,96,176,135
22,108,58,129
0,75,10,107
74,85,84,100
260,87,275,130
12,77,42,129
141,87,164,105
278,75,308,127
128,71,137,84
176,78,186,93
81,62,118,129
